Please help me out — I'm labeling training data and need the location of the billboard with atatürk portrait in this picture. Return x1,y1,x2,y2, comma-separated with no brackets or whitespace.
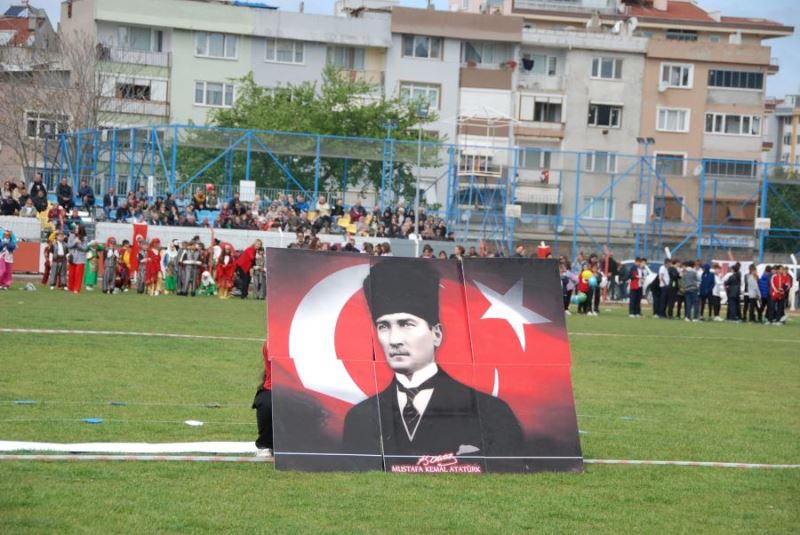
267,249,582,473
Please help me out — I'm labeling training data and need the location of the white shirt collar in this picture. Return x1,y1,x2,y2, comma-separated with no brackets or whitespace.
395,362,438,389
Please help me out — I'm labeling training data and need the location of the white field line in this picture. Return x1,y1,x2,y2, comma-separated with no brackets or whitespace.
569,332,799,344
0,328,263,342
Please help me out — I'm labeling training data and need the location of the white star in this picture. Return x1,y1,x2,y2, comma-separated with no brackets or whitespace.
473,279,550,351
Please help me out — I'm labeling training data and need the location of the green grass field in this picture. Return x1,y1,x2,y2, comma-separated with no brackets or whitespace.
1,283,798,533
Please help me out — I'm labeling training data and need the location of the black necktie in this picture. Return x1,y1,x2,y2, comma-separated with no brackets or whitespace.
397,377,436,439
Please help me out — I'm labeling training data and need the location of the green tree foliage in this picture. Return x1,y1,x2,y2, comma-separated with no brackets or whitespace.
174,66,441,200
765,167,800,254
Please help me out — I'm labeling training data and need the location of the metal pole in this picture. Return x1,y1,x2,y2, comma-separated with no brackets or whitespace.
572,153,582,259
696,159,706,260
758,162,769,263
246,129,253,183
643,151,653,259
709,179,718,257
169,126,177,193
414,127,422,257
129,128,136,195
313,135,321,202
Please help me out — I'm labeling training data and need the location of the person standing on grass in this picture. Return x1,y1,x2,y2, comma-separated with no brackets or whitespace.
628,258,644,318
253,342,273,457
49,231,68,290
215,244,235,299
674,261,686,320
67,225,88,294
666,259,680,319
681,261,700,322
758,265,772,324
83,240,103,291
0,228,17,290
769,265,790,325
589,263,602,316
699,263,714,320
724,263,742,322
711,263,724,322
743,264,761,323
656,259,671,318
102,238,119,294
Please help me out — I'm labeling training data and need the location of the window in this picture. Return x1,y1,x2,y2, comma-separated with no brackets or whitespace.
666,29,698,41
195,32,237,59
705,160,758,178
584,151,617,173
583,196,615,219
265,38,304,64
588,103,622,128
519,149,551,170
116,82,151,101
520,54,558,75
462,41,513,65
194,81,234,107
519,94,563,123
655,153,686,176
653,196,683,221
708,70,764,90
399,82,440,112
661,63,693,88
327,46,365,70
25,112,69,139
657,108,690,133
402,35,442,60
591,57,622,80
118,26,163,52
704,113,761,136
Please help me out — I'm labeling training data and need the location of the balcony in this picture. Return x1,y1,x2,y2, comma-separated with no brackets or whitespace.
517,168,560,187
99,97,170,118
97,46,171,68
769,56,779,74
518,73,565,92
521,28,647,53
514,123,565,140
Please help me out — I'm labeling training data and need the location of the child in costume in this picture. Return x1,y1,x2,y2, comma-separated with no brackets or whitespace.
199,270,217,296
162,240,178,295
145,238,162,296
0,228,17,289
49,231,68,290
102,238,119,294
215,243,235,299
136,239,149,294
83,240,104,291
117,240,131,292
41,236,53,285
253,246,266,300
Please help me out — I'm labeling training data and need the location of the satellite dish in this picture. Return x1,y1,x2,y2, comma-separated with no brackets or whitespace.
627,17,638,33
693,164,703,177
611,21,623,34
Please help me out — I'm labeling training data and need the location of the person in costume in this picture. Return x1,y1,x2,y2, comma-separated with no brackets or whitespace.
117,240,131,292
215,243,235,299
234,239,262,299
102,238,119,294
253,246,266,300
66,225,88,293
41,235,54,286
199,270,217,296
145,238,163,296
134,238,148,294
0,228,17,289
83,240,104,291
180,241,202,297
162,240,179,295
49,231,68,290
343,259,523,460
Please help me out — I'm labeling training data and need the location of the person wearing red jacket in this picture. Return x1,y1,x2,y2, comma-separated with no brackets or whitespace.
234,239,262,299
769,266,791,324
252,341,273,457
628,257,644,318
215,244,236,299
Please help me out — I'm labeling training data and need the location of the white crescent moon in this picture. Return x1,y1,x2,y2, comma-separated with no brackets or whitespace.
288,264,371,405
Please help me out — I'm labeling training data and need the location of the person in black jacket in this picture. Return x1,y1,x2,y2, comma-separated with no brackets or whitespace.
343,259,523,465
29,172,48,199
56,176,73,209
725,263,742,321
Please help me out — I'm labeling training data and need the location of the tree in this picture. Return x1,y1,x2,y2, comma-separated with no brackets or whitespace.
194,66,441,200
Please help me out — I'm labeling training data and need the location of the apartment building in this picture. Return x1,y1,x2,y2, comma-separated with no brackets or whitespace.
764,94,800,167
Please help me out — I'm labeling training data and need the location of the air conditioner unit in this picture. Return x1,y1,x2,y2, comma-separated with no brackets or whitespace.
658,80,669,93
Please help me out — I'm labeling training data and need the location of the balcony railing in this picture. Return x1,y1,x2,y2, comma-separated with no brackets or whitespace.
97,46,171,68
514,0,616,15
99,97,170,117
518,73,565,92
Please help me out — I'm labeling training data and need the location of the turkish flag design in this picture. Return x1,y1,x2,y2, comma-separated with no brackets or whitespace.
266,249,582,473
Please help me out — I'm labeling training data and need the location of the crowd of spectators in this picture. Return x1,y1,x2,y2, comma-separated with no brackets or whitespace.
2,174,453,241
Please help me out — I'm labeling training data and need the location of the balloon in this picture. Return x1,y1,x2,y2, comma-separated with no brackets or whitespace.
577,292,587,303
588,276,598,288
571,294,580,305
581,270,592,281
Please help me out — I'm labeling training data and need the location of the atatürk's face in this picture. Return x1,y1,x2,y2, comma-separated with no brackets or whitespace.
375,312,442,376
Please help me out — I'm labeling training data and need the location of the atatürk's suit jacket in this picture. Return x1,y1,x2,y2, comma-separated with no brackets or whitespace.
342,369,523,458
